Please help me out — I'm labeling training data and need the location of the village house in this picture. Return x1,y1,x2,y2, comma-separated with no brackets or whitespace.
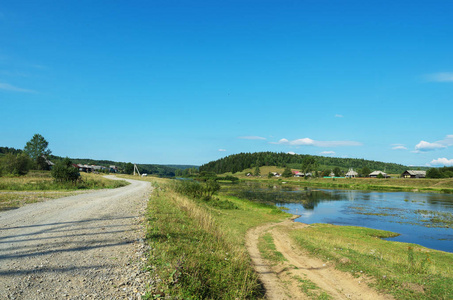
402,170,426,178
369,170,389,178
345,168,358,178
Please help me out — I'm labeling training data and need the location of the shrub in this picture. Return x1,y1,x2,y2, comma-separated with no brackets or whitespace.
51,158,80,183
173,179,220,200
0,153,32,176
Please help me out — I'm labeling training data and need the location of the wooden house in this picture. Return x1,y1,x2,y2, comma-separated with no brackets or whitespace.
402,170,426,178
369,170,389,178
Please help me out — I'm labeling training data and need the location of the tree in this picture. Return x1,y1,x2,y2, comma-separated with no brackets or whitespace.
361,166,371,177
124,162,134,175
301,156,317,175
426,168,443,179
282,166,293,178
51,158,80,183
24,134,51,169
333,167,342,177
254,165,261,176
0,153,31,176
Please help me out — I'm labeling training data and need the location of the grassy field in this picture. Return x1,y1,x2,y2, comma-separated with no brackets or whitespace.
222,166,453,193
0,171,129,211
290,224,453,299
143,178,288,299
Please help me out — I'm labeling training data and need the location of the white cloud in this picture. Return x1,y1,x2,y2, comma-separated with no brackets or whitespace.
430,158,453,166
0,82,36,93
414,135,453,152
415,141,446,152
320,151,336,156
335,114,344,118
218,149,226,152
425,72,453,82
238,136,266,140
287,151,296,155
271,137,362,147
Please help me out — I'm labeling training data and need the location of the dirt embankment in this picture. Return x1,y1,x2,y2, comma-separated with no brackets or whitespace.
0,176,152,300
246,217,394,300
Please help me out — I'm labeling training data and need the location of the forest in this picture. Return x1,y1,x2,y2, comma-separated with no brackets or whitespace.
199,151,417,175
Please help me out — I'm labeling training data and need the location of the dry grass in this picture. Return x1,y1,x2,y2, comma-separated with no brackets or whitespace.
0,171,128,211
0,190,89,211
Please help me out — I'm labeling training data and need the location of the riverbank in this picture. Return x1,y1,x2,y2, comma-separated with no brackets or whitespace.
136,176,452,299
243,176,453,193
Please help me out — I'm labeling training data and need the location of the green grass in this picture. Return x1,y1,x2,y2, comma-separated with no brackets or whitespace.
289,224,453,299
144,180,288,299
293,274,332,300
258,233,287,264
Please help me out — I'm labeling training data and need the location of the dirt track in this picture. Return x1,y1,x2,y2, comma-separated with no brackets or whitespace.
0,176,152,300
246,218,394,300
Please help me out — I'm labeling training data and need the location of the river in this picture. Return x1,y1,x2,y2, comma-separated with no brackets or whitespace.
221,182,453,253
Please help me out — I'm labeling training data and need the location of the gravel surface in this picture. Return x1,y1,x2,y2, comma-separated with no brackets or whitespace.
0,176,153,300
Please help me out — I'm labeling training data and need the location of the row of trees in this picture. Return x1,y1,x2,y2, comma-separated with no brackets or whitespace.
0,134,52,176
426,167,453,178
199,152,409,175
0,134,81,183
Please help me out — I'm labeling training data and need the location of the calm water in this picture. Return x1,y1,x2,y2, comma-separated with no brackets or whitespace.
222,183,453,253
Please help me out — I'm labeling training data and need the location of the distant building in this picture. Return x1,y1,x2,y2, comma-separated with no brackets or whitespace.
402,170,426,178
369,170,389,178
345,168,358,178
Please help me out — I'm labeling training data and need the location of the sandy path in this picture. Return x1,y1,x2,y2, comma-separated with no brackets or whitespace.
246,217,394,300
0,176,152,300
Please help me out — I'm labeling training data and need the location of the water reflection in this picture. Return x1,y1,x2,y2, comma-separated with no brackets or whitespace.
221,182,453,252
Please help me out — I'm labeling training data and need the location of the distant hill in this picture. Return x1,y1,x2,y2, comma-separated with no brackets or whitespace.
199,152,423,175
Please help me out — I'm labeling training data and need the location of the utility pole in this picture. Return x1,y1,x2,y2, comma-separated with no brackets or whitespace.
133,164,140,176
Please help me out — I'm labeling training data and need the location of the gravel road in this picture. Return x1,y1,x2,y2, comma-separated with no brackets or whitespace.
0,176,153,300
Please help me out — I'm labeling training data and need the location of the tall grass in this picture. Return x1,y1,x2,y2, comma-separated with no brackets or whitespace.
144,180,288,299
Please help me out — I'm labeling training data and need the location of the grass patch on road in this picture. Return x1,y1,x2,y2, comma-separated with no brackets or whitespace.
290,224,453,299
144,179,288,299
258,233,287,265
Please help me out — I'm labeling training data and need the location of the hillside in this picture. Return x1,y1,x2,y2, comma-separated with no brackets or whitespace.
199,152,421,175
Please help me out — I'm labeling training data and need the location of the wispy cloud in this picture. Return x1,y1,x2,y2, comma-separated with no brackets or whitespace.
218,149,227,152
0,70,31,77
414,135,453,152
320,151,336,156
425,72,453,82
238,136,266,140
430,158,453,166
271,138,362,147
335,114,344,118
0,82,36,93
392,144,407,150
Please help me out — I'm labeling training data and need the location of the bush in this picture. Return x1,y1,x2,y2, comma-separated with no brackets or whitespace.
173,179,220,200
51,158,80,183
0,153,32,176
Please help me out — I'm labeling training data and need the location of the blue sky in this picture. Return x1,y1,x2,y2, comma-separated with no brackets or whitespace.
1,1,452,166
